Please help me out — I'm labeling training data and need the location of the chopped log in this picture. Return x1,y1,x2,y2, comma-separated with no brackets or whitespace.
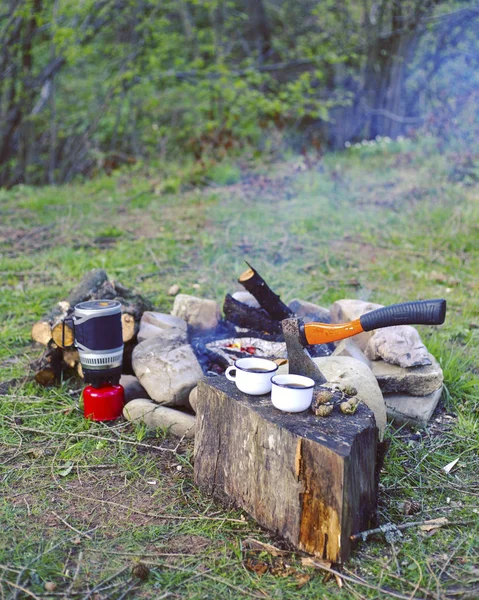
121,313,137,343
194,376,378,563
32,346,63,386
121,340,136,375
238,261,293,321
31,321,53,346
66,268,109,307
223,294,282,334
51,319,74,348
62,349,79,368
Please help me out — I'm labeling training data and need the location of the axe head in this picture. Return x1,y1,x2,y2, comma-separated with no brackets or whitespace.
281,318,326,385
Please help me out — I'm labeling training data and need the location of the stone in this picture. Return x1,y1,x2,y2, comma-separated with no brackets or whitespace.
132,339,203,406
172,294,221,331
168,284,181,296
189,386,198,413
278,356,386,440
312,356,387,440
138,311,187,343
384,386,443,427
231,291,260,308
288,298,331,323
123,398,196,438
142,311,187,331
332,338,372,368
365,326,431,368
120,374,149,403
371,354,443,396
330,299,383,350
138,322,187,349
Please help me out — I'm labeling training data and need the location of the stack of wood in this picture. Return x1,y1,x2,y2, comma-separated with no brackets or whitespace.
31,269,152,385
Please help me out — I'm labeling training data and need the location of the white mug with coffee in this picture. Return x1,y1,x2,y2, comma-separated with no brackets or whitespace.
225,357,278,395
270,374,315,412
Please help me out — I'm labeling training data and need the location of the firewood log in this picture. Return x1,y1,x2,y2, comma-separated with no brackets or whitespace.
121,313,137,343
32,346,64,386
223,294,282,334
31,321,53,346
51,319,74,348
62,349,80,368
238,262,293,321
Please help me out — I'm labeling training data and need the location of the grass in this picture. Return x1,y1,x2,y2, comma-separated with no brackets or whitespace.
1,137,478,599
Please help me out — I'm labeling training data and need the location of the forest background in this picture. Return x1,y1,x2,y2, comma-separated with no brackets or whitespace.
1,0,478,188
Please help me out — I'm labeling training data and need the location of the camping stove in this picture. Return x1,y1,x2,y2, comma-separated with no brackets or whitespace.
72,300,124,421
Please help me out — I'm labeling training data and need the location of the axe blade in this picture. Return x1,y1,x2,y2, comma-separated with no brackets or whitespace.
281,318,327,384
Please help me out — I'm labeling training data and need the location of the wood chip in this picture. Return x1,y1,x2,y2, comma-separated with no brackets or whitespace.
301,556,332,570
443,457,460,474
243,538,288,557
419,517,449,532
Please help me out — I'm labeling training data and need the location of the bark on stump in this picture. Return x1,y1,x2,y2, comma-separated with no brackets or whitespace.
194,376,378,563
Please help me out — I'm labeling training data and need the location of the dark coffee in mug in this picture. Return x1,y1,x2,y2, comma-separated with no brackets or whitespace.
245,367,272,373
284,383,309,389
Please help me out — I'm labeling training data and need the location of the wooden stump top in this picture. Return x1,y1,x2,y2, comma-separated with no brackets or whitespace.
199,375,375,455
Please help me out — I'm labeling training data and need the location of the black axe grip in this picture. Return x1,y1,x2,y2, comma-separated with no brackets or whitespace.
359,299,446,332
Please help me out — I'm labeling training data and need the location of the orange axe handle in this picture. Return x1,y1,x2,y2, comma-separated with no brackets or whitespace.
304,319,364,345
303,299,446,346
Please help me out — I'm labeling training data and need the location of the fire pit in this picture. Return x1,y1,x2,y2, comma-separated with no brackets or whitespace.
30,264,446,561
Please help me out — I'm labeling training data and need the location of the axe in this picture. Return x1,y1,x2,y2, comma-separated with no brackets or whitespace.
282,299,446,383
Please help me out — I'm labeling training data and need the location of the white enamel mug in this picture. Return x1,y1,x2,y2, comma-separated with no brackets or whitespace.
270,374,315,412
225,357,278,395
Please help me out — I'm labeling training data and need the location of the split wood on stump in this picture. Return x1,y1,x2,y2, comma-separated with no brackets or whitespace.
194,376,378,563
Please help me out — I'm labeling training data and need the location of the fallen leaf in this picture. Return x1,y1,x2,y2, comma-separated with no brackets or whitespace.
419,517,449,532
334,573,343,588
443,457,460,474
58,461,74,477
295,573,313,589
244,558,268,576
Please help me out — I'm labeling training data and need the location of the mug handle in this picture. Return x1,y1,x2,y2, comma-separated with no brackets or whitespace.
225,366,236,381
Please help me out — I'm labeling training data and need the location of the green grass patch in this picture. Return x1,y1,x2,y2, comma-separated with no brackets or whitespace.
1,143,478,598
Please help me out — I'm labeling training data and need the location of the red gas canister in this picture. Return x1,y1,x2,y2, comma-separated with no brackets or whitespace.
82,384,124,421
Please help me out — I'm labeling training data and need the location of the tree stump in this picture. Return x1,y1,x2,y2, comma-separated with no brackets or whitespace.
194,376,378,563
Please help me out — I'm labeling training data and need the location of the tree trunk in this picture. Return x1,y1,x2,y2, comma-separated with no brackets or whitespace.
194,376,378,563
362,0,438,138
245,0,272,63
